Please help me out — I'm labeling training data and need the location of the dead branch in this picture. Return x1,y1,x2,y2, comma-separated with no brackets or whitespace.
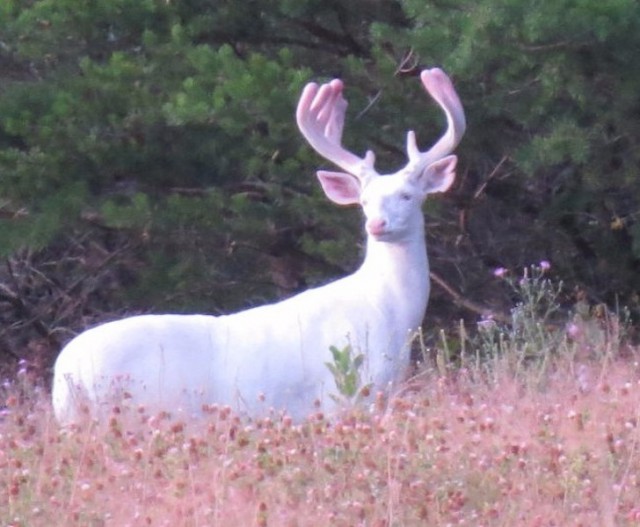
430,270,509,323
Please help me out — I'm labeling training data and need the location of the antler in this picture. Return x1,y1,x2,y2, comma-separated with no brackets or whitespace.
296,68,466,181
405,68,466,174
296,79,379,183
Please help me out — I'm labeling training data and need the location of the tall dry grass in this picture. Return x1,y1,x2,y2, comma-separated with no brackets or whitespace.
3,353,640,526
2,265,640,526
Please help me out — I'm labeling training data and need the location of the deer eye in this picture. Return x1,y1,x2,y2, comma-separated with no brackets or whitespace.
400,192,412,201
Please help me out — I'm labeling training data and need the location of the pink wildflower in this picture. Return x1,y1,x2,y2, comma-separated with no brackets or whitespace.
477,316,496,330
566,322,581,340
493,267,507,278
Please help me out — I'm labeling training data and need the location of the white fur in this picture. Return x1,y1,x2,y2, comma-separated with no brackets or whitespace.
52,69,466,423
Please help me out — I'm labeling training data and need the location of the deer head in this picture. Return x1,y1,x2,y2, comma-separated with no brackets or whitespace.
296,68,466,243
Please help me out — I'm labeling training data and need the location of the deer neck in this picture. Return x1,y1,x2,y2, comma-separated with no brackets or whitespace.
356,221,430,324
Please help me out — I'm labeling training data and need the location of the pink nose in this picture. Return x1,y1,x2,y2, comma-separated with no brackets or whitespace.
366,218,387,236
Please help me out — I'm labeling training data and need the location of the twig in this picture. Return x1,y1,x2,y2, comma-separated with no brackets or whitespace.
519,40,573,52
355,90,382,121
430,270,509,323
3,257,55,344
394,48,420,76
62,241,134,299
473,155,509,200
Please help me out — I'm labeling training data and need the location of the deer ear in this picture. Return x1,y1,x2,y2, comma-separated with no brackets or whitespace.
317,170,362,205
413,155,457,195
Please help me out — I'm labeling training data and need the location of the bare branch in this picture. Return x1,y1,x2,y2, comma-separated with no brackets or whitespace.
430,270,509,323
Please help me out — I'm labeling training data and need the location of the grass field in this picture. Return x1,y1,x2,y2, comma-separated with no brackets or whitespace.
2,347,640,526
2,267,640,526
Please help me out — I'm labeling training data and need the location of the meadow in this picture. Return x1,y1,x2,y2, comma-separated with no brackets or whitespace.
2,267,640,526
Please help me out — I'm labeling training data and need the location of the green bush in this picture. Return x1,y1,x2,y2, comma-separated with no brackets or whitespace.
1,0,639,368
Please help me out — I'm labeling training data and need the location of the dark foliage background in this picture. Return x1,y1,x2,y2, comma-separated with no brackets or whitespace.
1,0,639,375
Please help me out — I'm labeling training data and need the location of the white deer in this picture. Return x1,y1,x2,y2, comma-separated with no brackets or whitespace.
52,68,466,424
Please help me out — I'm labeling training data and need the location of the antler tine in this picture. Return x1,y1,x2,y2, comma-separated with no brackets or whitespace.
406,68,466,172
297,79,378,182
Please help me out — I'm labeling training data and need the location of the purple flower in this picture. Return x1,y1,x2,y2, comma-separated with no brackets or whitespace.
566,322,581,340
477,315,496,330
493,267,507,278
539,260,551,271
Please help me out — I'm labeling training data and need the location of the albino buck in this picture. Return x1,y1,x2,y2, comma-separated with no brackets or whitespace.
52,68,466,424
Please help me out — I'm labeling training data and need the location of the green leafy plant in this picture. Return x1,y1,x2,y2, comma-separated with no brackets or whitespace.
325,344,372,406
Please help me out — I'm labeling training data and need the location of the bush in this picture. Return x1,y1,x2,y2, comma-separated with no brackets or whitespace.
1,0,639,371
